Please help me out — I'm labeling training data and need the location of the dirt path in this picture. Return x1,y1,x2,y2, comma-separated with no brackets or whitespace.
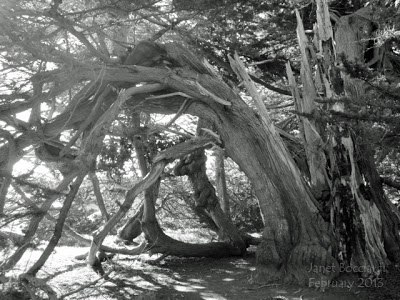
4,246,396,299
129,253,368,300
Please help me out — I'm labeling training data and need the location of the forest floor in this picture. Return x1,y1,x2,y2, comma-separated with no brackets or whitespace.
1,233,400,300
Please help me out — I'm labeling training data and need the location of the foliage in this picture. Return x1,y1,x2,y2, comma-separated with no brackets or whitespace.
224,159,263,231
156,176,209,230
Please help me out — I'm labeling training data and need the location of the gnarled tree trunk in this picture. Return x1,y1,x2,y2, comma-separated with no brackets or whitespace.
173,119,246,251
331,5,400,268
112,42,340,284
288,0,400,281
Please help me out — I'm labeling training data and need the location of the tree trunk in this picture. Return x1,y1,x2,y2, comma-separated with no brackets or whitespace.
89,171,110,222
113,44,340,284
141,219,245,258
288,1,400,279
227,51,338,284
174,142,246,252
26,172,86,276
328,2,400,267
117,205,143,243
117,113,153,243
141,92,337,284
174,118,240,243
202,102,338,285
214,147,231,220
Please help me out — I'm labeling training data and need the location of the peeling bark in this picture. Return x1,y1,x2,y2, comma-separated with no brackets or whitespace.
331,5,400,270
287,1,400,279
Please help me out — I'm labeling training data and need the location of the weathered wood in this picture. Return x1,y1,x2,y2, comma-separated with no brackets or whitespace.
290,1,400,278
293,9,330,198
332,4,400,269
89,172,110,222
214,147,230,219
226,47,338,285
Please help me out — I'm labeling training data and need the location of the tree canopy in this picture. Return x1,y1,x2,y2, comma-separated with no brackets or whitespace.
1,0,400,298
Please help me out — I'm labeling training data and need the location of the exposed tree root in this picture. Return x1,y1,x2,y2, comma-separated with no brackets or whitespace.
75,241,147,260
142,220,246,258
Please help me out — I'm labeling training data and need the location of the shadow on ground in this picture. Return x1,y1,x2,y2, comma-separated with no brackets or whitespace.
4,246,399,299
88,251,374,300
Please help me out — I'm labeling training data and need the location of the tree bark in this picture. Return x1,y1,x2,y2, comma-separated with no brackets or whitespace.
214,147,231,220
173,117,246,251
141,219,246,258
89,172,110,222
117,205,143,243
330,3,400,267
174,148,246,253
288,1,400,278
117,112,152,243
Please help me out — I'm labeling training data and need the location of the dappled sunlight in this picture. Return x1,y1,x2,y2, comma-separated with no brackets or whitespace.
2,1,399,299
1,245,373,299
222,277,235,281
199,291,228,300
173,283,206,291
187,278,205,283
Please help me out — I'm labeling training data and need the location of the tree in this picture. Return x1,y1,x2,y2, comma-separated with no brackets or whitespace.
285,0,400,282
0,0,400,292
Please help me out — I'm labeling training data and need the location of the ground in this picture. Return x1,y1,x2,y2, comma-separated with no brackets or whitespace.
1,231,399,300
